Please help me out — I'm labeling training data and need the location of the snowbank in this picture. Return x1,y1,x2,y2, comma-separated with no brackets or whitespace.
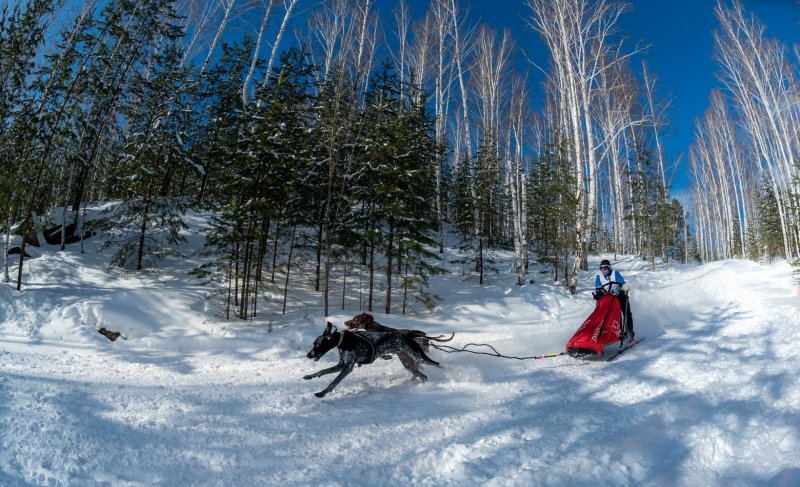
2,215,800,486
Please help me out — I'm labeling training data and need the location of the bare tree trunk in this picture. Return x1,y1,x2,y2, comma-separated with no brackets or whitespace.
385,217,394,314
392,0,410,100
282,226,296,314
3,212,11,283
263,0,301,91
198,0,238,78
242,0,275,108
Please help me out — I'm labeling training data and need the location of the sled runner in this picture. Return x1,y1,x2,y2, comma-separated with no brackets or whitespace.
566,281,630,358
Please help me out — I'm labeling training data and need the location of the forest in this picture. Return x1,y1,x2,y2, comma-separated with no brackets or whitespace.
1,0,798,319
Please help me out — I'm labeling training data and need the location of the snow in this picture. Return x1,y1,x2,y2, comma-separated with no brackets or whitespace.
2,212,800,486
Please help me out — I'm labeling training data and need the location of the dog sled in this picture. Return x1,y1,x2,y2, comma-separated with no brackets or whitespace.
565,281,630,358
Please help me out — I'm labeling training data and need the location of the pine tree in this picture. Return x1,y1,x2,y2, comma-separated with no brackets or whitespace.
450,155,474,241
629,142,664,267
472,135,501,285
528,136,576,281
745,219,761,261
243,46,319,318
759,180,784,262
0,0,58,289
353,63,443,313
667,199,687,261
731,217,742,258
192,39,260,318
196,45,322,319
98,21,192,272
311,68,361,314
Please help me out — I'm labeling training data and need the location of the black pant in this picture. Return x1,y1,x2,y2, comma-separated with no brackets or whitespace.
617,291,634,337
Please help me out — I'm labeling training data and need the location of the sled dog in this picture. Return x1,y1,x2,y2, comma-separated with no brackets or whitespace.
304,322,441,398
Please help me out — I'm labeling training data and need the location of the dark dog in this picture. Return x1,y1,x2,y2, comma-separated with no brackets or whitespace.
304,322,441,398
344,312,454,354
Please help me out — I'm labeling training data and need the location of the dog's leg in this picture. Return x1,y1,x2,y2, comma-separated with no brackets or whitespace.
303,363,344,380
397,352,428,382
403,337,441,368
418,349,441,368
315,360,355,397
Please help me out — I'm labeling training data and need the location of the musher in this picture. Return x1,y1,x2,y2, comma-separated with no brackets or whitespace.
592,259,634,342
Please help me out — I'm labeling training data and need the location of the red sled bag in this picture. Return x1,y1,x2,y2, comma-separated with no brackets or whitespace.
566,293,622,357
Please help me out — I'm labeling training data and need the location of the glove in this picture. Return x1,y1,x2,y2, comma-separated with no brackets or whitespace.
592,290,605,300
621,283,630,292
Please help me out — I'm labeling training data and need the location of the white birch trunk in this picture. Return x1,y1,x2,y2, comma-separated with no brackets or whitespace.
242,0,275,108
262,0,300,93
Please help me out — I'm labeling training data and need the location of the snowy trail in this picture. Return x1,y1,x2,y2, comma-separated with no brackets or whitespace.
2,250,800,485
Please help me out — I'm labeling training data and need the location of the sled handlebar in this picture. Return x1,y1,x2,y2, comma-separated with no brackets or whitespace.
596,281,625,292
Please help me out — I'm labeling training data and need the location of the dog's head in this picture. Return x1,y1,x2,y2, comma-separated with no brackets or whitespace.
306,322,340,361
345,312,374,330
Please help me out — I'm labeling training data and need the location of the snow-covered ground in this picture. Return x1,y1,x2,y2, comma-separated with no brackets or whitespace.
2,214,800,486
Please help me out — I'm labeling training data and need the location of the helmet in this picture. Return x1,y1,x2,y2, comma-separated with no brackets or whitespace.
600,259,611,267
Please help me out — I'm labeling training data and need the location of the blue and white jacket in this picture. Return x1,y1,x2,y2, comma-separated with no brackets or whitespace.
595,269,625,295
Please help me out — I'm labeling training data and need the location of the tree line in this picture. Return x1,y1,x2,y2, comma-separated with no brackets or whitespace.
690,0,800,264
2,0,702,319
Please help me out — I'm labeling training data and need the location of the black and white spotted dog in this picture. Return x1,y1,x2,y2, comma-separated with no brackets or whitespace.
304,321,441,398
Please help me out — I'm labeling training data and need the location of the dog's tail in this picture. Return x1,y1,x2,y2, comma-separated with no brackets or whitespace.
425,332,455,343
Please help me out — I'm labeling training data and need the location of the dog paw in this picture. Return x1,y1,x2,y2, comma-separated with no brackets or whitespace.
314,391,326,398
303,375,313,380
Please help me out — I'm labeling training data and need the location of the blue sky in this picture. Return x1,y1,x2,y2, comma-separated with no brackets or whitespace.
401,0,800,196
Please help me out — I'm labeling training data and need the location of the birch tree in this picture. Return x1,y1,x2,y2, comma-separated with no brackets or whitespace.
714,0,800,259
306,0,347,80
262,0,301,91
527,0,633,293
507,72,531,283
242,0,274,107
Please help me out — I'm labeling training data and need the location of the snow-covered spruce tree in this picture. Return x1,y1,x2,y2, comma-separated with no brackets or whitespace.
193,40,254,207
191,40,257,319
731,217,743,258
349,65,400,312
0,0,58,288
758,180,784,263
98,25,192,272
196,45,321,319
396,95,447,313
66,0,175,219
745,219,761,262
11,0,98,253
472,135,502,286
527,136,577,282
628,142,665,268
239,46,318,319
361,66,443,313
666,199,687,262
450,154,474,244
311,67,361,316
0,0,54,127
652,191,677,264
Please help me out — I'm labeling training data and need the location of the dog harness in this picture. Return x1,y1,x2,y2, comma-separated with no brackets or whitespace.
342,330,380,364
